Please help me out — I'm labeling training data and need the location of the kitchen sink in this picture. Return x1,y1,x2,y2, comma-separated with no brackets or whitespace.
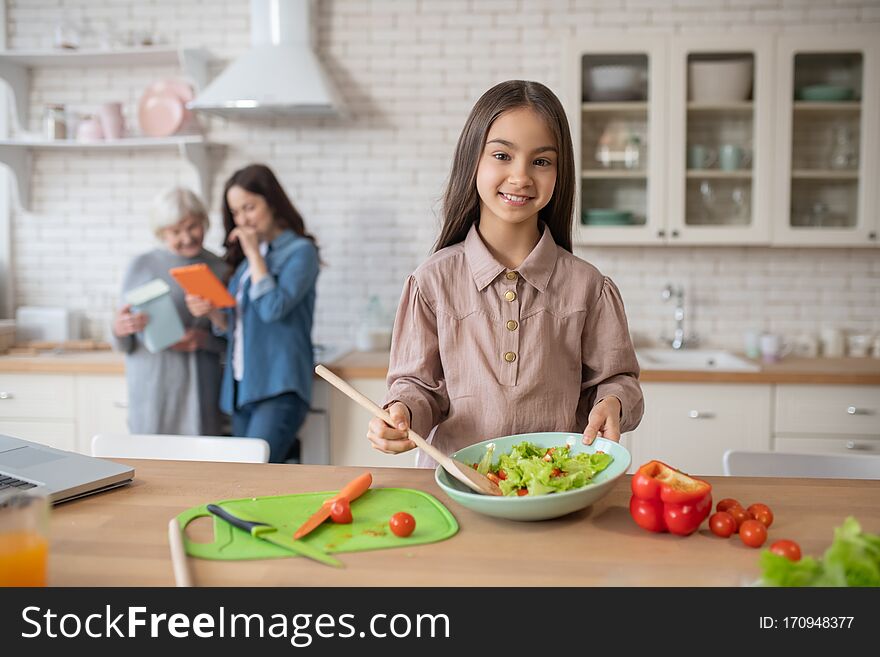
636,348,760,372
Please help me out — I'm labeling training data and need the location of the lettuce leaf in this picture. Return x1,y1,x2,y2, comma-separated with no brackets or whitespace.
759,516,880,587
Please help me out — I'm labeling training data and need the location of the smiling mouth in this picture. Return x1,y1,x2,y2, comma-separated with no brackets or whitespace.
499,192,533,206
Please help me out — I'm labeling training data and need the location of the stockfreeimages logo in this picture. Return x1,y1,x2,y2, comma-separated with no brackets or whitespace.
20,606,451,647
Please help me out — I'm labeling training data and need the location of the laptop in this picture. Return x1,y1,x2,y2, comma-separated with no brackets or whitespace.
0,433,134,504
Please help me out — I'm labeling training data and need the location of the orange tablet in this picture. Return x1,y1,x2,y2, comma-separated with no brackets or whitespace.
169,263,236,308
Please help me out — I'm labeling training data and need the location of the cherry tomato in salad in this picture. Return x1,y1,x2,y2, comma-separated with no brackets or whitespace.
716,498,741,513
389,512,415,537
727,505,750,532
739,519,768,548
497,469,507,480
551,468,562,477
769,539,801,562
486,472,501,485
516,488,528,496
747,503,774,528
709,511,737,538
329,498,352,524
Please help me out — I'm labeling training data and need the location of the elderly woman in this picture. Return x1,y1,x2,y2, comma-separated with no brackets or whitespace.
111,187,229,435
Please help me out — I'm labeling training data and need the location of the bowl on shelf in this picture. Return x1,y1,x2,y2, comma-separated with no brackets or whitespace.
796,84,854,102
435,433,631,521
688,58,753,102
582,209,634,226
585,65,644,101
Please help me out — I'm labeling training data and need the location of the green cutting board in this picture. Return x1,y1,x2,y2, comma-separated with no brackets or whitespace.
178,488,458,560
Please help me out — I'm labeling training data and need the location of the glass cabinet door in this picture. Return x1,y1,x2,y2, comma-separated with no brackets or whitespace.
667,35,774,244
774,35,878,246
570,36,667,245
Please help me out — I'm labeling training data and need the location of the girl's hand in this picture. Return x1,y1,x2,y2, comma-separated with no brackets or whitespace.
113,304,148,337
228,226,261,260
171,328,208,352
582,396,622,445
185,293,214,318
367,402,416,454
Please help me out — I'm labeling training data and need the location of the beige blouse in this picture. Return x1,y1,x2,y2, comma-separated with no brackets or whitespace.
384,223,644,467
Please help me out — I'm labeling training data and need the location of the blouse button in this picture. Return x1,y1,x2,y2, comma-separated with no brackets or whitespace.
504,351,517,362
504,290,517,302
506,320,518,331
505,271,518,280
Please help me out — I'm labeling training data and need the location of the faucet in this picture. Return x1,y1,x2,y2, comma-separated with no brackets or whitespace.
661,283,697,350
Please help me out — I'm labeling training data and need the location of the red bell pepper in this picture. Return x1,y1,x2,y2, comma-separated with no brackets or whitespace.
629,460,712,536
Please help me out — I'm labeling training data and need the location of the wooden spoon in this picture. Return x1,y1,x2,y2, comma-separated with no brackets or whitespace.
315,365,502,496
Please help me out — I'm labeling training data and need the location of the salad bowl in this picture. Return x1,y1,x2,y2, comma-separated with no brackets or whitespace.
435,432,630,521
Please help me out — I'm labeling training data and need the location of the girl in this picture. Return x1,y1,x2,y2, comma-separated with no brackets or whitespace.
112,187,228,435
367,80,643,467
186,164,320,463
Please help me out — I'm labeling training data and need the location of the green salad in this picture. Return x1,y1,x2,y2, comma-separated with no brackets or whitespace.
473,441,613,497
760,517,880,587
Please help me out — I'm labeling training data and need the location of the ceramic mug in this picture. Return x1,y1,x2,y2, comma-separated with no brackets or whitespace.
718,144,751,171
792,333,820,358
759,333,790,364
820,327,845,358
687,144,716,170
76,116,103,142
97,102,125,140
847,334,872,358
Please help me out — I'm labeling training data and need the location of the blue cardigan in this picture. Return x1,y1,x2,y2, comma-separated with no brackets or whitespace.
218,230,319,414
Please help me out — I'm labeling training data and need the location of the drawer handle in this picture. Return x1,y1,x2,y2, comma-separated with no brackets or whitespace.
0,392,13,400
847,406,871,415
112,401,128,409
846,441,857,450
688,410,715,419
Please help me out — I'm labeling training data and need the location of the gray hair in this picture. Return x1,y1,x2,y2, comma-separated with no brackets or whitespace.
149,187,210,237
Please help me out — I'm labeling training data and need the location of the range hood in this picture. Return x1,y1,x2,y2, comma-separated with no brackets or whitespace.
188,0,345,119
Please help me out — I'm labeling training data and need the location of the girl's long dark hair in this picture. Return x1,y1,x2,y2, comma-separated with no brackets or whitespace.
434,80,575,253
222,164,320,269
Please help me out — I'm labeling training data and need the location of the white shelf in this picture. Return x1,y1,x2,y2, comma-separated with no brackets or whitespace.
582,170,647,179
687,102,754,112
792,101,861,112
686,169,753,179
791,169,859,180
582,101,648,113
0,135,207,149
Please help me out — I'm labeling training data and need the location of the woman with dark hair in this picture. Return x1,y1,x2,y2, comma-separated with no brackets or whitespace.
186,164,320,462
366,80,643,470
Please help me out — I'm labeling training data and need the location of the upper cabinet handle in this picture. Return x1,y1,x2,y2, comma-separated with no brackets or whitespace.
688,410,715,419
0,392,13,400
847,406,871,415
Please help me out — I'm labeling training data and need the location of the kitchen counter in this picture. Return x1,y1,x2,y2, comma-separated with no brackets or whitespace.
326,350,880,385
49,458,880,586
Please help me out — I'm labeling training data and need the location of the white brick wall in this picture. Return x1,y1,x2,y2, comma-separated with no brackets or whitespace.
6,0,880,349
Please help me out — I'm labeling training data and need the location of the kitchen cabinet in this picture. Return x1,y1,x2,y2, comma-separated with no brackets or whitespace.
0,371,127,454
621,382,772,476
328,378,412,468
774,384,880,456
567,32,879,247
0,46,217,210
772,35,879,246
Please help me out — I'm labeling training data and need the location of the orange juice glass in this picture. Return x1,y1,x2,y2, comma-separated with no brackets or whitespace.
0,491,49,587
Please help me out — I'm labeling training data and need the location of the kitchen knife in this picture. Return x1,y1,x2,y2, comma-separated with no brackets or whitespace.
293,472,373,540
206,504,343,568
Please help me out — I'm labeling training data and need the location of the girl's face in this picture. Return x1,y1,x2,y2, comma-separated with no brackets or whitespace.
226,185,280,242
160,214,205,258
475,107,558,229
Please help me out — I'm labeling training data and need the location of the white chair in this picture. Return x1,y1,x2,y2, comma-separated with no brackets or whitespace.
91,433,270,464
722,449,880,480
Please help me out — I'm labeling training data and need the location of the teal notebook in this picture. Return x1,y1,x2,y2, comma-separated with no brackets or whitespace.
124,278,185,353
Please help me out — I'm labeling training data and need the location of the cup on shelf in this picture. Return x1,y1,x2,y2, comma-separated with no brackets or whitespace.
76,115,104,142
97,102,125,140
718,144,751,171
819,327,845,358
792,332,820,358
687,144,716,169
743,328,761,359
759,332,790,364
847,333,872,358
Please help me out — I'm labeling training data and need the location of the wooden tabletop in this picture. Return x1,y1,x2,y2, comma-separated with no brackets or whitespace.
48,459,880,587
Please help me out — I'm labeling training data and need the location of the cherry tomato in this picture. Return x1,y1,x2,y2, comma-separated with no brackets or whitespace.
727,505,750,532
716,498,741,513
329,498,352,524
516,488,528,496
709,511,737,538
739,519,768,548
551,468,562,477
497,469,507,480
747,503,774,528
389,512,415,537
487,472,501,485
769,539,801,561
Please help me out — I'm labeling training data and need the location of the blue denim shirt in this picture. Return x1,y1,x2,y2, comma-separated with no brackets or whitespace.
218,230,319,414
